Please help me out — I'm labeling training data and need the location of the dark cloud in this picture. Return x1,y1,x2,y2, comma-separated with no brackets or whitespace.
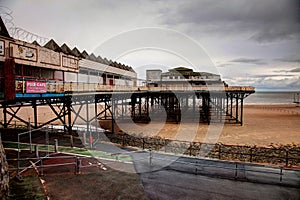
275,68,300,73
250,74,296,78
159,0,300,42
288,77,300,88
275,57,300,63
290,68,300,72
216,63,232,68
229,58,267,65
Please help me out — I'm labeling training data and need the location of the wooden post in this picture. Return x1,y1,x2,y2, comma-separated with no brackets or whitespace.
279,166,283,182
250,148,253,162
234,162,238,180
285,149,289,166
70,135,74,147
218,144,221,159
54,139,58,153
149,148,153,166
76,157,81,174
35,145,39,158
235,94,239,123
40,158,43,176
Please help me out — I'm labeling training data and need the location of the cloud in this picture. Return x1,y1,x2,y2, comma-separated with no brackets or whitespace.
275,56,300,63
229,58,267,65
290,68,300,72
159,0,300,43
250,74,296,78
288,77,300,88
216,63,232,68
224,75,299,90
274,68,300,73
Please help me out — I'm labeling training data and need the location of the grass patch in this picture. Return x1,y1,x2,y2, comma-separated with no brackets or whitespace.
3,142,132,162
44,170,147,200
9,170,46,200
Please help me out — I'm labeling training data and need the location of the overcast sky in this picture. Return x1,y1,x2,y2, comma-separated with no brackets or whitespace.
1,0,300,91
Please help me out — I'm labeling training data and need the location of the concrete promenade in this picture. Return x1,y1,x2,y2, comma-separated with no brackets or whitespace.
130,151,300,199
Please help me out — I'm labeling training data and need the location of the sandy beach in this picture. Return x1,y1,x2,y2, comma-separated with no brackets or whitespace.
1,104,299,147
113,104,300,147
151,104,300,147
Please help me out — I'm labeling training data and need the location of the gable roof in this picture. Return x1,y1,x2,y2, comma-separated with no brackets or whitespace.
88,53,98,61
71,47,83,58
44,39,62,52
61,43,75,56
32,40,40,46
81,50,89,58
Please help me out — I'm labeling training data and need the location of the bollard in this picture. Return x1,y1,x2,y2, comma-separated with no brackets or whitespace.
75,157,81,174
89,135,93,149
40,158,43,176
35,145,39,158
285,150,289,167
54,139,58,153
234,162,238,180
83,132,87,145
279,166,283,182
70,135,74,148
250,148,253,162
149,148,153,166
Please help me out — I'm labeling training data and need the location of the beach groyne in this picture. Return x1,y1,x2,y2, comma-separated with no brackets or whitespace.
0,136,9,200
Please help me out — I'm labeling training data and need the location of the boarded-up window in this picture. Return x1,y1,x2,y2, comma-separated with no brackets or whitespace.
24,66,38,77
41,68,53,79
54,70,63,81
15,65,22,76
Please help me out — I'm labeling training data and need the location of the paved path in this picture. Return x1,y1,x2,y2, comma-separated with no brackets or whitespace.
130,151,300,199
140,170,300,200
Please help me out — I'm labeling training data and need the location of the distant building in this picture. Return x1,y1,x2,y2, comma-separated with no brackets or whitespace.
146,67,223,87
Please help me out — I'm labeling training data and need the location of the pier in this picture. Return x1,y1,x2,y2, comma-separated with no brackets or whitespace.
0,86,254,134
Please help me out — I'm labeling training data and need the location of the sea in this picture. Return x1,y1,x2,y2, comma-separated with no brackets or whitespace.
244,91,300,105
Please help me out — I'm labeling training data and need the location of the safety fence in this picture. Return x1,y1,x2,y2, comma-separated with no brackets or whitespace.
1,126,299,187
146,151,299,187
6,153,106,177
1,124,300,168
106,133,300,167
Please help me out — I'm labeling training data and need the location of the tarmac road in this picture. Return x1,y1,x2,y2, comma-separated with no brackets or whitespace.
131,151,300,200
140,169,300,200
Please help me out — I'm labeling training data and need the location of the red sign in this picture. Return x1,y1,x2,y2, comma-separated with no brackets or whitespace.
26,81,46,93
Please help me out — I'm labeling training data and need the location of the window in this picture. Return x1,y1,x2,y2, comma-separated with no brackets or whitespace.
90,71,98,76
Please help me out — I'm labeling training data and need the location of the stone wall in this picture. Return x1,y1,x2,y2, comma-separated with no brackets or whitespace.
0,137,9,200
106,133,300,166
